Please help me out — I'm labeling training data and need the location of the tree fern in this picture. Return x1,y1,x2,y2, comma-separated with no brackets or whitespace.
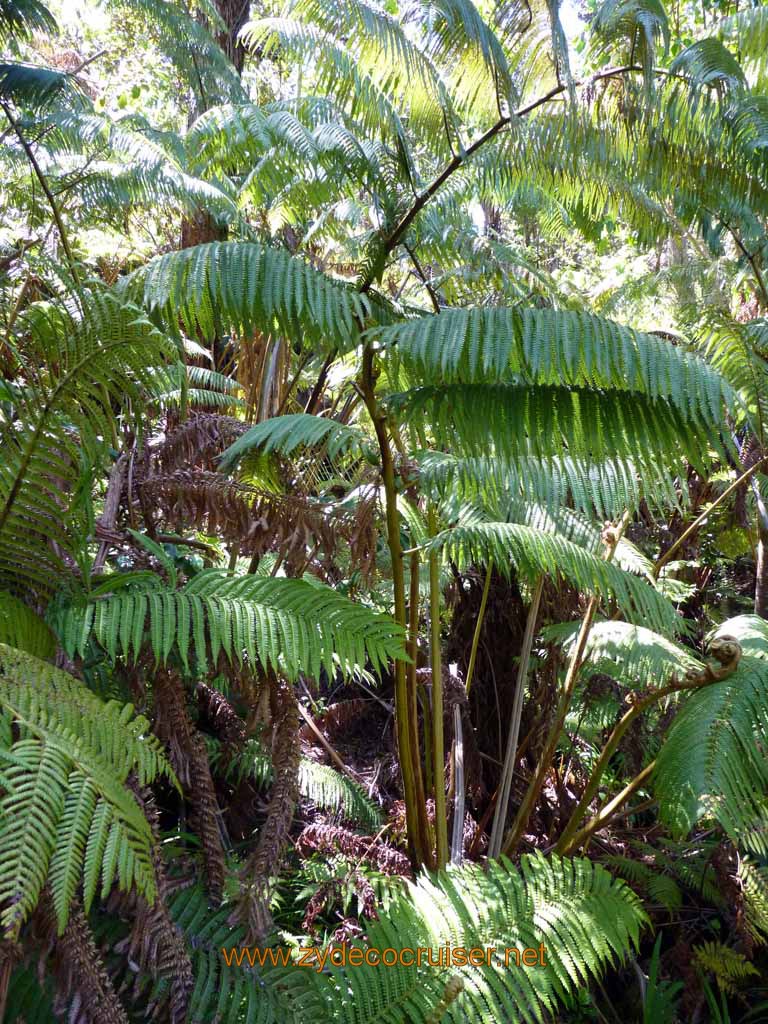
53,569,406,680
0,643,174,937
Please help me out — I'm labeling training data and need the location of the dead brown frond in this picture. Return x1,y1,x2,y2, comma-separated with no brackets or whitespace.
152,670,226,900
238,675,300,940
296,824,411,877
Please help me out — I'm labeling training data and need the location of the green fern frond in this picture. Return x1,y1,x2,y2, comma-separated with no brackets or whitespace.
738,857,768,946
167,882,310,1023
53,569,406,680
543,620,702,688
415,450,682,517
0,61,77,107
0,287,177,599
0,591,56,657
220,413,368,471
392,383,718,472
375,307,731,423
311,853,646,1022
654,617,768,854
423,522,679,634
125,240,387,353
0,0,56,40
221,737,383,831
601,855,683,911
669,38,747,93
693,941,760,993
0,644,174,937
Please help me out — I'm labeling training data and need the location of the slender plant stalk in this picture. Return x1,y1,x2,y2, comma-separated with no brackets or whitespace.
428,505,449,869
501,512,631,856
559,761,657,855
450,704,465,864
488,575,545,859
465,560,493,695
554,683,695,852
556,644,742,853
653,456,768,577
360,345,429,867
1,101,80,285
408,549,433,867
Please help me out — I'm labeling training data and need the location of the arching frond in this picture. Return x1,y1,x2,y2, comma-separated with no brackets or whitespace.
0,0,56,41
423,522,679,633
394,383,715,471
309,853,646,1022
219,412,369,470
669,38,747,93
415,450,681,518
124,241,388,352
544,619,703,687
375,307,730,422
53,570,406,680
0,287,177,599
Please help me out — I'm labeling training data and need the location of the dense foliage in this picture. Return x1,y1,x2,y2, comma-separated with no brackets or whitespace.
2,0,768,1019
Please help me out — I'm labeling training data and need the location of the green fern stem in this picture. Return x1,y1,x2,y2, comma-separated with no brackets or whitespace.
555,651,742,854
465,559,493,696
407,549,433,866
428,505,449,869
360,345,430,867
489,575,545,859
0,101,80,286
560,760,657,855
654,456,768,578
502,512,631,856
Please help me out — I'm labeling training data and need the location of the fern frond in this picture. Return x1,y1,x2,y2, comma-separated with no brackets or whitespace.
53,570,405,680
312,853,646,1022
0,644,174,937
738,857,768,947
654,617,768,854
0,0,56,41
220,412,369,470
0,591,56,657
424,523,679,634
669,38,747,93
392,383,717,472
0,286,177,598
125,240,387,353
415,450,682,517
543,620,702,688
223,737,383,831
376,306,730,421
